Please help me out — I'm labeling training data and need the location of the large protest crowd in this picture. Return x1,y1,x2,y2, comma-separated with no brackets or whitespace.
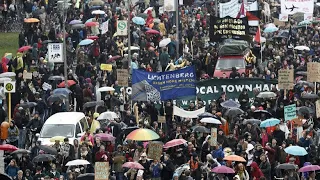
0,0,320,179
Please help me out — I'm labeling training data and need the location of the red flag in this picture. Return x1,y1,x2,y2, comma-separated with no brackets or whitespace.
254,26,261,43
236,1,246,18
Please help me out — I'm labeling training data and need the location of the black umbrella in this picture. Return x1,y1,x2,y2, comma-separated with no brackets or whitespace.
0,173,12,180
83,100,104,108
243,119,261,125
301,93,319,99
224,108,244,117
276,163,298,170
198,112,214,118
19,102,37,108
296,81,314,87
11,149,31,155
192,126,210,133
254,110,272,116
295,71,307,76
76,173,94,180
47,94,67,103
32,154,56,163
48,76,64,81
297,106,314,115
38,145,58,155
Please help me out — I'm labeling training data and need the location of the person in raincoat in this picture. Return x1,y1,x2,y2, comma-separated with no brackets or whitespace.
12,52,24,75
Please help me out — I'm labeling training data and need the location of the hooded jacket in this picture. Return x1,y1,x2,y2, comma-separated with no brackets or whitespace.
250,162,264,180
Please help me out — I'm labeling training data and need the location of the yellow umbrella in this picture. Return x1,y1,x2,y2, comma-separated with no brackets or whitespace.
50,136,66,142
24,18,40,23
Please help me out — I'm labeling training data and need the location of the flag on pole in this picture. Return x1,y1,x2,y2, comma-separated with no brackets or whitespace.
254,26,261,43
236,1,246,18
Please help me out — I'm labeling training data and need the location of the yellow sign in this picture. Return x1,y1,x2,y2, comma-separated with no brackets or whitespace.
100,64,113,71
4,81,16,93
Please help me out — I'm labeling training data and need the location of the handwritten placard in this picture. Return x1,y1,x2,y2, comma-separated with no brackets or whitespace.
210,128,217,146
284,104,297,121
100,64,112,71
278,69,294,89
158,116,166,123
148,142,163,160
307,62,320,82
316,100,320,118
95,162,109,180
117,69,129,86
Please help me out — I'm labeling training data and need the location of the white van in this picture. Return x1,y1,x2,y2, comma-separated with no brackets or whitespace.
37,112,88,145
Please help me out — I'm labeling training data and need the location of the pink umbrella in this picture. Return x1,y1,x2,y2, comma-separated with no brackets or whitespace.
163,139,187,149
146,29,160,34
298,165,320,172
85,22,99,27
87,35,99,40
212,166,235,174
94,133,115,141
122,162,145,169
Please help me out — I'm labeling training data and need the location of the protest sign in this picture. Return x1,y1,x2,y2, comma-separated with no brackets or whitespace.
278,69,294,89
158,116,166,123
210,128,217,146
100,64,113,71
23,71,33,80
148,142,163,160
95,162,109,180
307,62,320,82
117,69,129,87
284,104,297,121
316,100,320,118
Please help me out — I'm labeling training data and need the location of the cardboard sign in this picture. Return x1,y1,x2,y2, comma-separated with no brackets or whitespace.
210,128,217,146
42,82,52,91
95,162,109,180
316,100,320,118
307,62,320,82
148,142,163,160
158,116,166,123
279,14,288,21
23,71,33,80
273,18,286,27
278,69,294,90
284,104,297,121
100,64,113,71
117,69,129,87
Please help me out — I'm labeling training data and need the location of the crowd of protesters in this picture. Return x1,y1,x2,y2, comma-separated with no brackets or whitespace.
0,0,320,180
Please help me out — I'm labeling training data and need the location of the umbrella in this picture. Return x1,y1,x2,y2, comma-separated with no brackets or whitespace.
243,119,261,125
298,165,320,172
198,112,215,118
50,136,66,142
294,46,310,51
0,173,11,180
87,35,99,40
146,29,160,34
223,155,246,162
79,39,94,46
132,16,146,25
47,94,67,102
159,38,171,47
163,139,187,149
126,128,160,141
11,149,31,155
95,133,115,141
0,77,11,83
83,100,104,108
265,23,276,27
32,9,44,17
53,88,72,96
212,166,235,174
224,108,244,117
76,173,94,180
192,126,210,133
122,162,145,169
296,80,314,87
98,111,119,120
69,19,82,25
24,18,40,23
57,80,76,87
107,55,121,63
89,0,104,6
221,99,240,108
297,106,314,115
257,92,277,98
92,10,105,15
276,163,298,170
124,46,140,51
136,13,148,19
66,159,90,166
42,40,53,44
0,72,15,78
85,18,94,23
264,26,279,33
301,93,318,99
298,20,311,26
260,118,280,128
48,76,64,81
284,146,307,156
39,145,58,155
18,46,32,52
33,154,56,163
200,117,222,124
19,102,37,108
97,86,115,92
71,24,85,29
0,144,18,151
85,21,99,27
295,71,307,76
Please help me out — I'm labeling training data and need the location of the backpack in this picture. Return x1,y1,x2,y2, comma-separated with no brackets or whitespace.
12,57,18,68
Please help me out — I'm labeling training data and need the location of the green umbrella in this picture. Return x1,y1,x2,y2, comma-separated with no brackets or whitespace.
298,20,311,26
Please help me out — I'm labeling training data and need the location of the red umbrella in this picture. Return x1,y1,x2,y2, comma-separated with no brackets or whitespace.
212,166,235,174
57,80,76,88
122,162,144,169
107,55,121,63
94,133,115,141
87,35,99,40
0,144,18,151
18,46,32,52
85,22,99,27
146,29,160,34
163,139,187,149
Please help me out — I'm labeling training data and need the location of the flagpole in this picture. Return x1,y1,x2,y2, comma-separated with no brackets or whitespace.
175,0,179,60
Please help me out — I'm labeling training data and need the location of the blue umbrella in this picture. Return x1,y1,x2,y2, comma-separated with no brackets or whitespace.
85,18,94,23
79,39,94,46
69,19,82,25
89,5,101,9
284,146,308,156
132,16,146,25
221,99,240,108
260,118,280,128
264,26,279,33
53,88,72,96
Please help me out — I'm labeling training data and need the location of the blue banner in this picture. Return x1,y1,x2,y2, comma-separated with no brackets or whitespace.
132,66,196,101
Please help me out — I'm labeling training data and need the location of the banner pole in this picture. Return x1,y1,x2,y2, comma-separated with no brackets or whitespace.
8,93,11,123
